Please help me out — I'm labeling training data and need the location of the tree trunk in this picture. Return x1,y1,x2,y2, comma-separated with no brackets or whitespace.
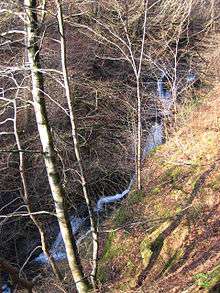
56,1,98,288
13,92,62,282
136,77,142,191
24,1,89,292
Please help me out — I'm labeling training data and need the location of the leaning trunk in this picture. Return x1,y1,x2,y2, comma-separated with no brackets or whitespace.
24,1,89,292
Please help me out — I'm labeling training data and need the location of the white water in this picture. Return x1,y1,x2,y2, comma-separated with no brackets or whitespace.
35,216,87,263
2,72,192,293
33,74,172,264
96,121,164,211
34,120,165,264
1,72,197,292
2,284,11,293
95,176,135,212
35,121,164,263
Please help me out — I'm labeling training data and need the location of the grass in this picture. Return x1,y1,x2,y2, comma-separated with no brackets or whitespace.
113,207,130,226
207,175,220,191
127,190,145,205
96,85,220,291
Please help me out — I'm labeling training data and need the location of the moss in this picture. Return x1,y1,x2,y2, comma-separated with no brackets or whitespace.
101,231,117,261
162,248,184,273
165,166,183,182
113,207,130,226
98,230,134,285
151,187,161,195
98,266,109,283
126,259,136,274
193,266,220,289
208,265,220,289
97,231,119,283
150,234,164,252
207,176,220,191
127,190,144,205
148,145,161,156
140,221,170,266
118,282,130,292
140,244,153,267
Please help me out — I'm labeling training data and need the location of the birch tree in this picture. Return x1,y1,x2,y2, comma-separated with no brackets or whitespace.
56,0,98,287
70,0,149,191
69,0,213,191
24,0,89,292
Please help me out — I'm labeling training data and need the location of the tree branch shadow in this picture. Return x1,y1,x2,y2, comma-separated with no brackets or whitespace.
135,163,216,288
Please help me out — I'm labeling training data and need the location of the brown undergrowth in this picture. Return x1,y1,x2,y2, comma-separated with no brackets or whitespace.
96,85,220,292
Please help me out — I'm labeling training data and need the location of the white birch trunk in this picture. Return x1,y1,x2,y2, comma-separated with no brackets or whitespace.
13,98,62,281
136,78,142,191
24,1,89,292
56,1,98,288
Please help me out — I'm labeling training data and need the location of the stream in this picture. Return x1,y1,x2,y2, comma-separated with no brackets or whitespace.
34,74,172,264
1,73,195,292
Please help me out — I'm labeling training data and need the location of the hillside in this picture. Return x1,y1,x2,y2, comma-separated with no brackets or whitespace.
1,1,220,292
96,86,220,292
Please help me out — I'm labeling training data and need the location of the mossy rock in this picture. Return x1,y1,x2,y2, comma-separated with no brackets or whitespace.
140,221,170,266
97,231,118,282
162,248,184,273
161,220,188,264
101,231,118,261
140,219,189,270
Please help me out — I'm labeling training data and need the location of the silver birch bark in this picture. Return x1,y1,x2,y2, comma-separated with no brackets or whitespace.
24,1,89,292
74,0,148,191
56,1,98,288
13,98,62,281
136,1,147,191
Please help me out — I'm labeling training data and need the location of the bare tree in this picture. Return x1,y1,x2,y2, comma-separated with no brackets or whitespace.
56,0,98,288
69,0,150,190
68,0,216,191
0,0,218,291
24,0,89,292
13,88,62,281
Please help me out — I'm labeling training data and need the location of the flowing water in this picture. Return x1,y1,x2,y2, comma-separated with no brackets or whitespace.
34,74,172,264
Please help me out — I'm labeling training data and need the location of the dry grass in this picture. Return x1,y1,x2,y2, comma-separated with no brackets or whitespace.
96,85,220,292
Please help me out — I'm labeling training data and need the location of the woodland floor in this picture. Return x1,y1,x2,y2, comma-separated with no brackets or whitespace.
95,84,220,293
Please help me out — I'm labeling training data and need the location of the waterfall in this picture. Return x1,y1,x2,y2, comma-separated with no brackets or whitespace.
34,74,173,263
35,217,87,264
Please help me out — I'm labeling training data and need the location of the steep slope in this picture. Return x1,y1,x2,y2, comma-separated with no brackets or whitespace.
97,85,220,292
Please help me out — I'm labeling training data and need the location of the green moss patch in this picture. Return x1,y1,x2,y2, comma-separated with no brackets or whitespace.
127,190,145,205
113,207,131,226
193,266,220,290
140,221,170,267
